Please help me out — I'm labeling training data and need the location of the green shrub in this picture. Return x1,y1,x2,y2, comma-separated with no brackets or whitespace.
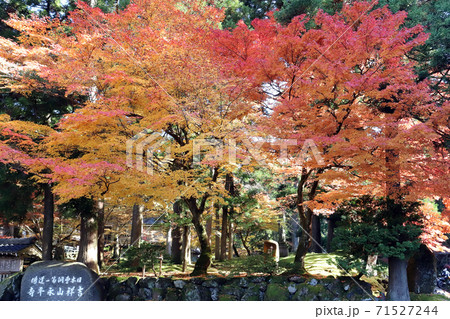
332,196,423,276
121,242,166,276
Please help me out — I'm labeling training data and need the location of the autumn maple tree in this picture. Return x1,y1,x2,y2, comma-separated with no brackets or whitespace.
213,1,449,300
0,0,448,303
0,0,259,275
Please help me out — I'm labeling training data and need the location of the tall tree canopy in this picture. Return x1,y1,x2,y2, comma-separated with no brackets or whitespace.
0,0,448,300
213,1,448,299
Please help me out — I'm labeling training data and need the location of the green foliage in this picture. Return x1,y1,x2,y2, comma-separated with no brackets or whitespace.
274,0,320,24
271,0,345,25
1,89,75,127
0,164,34,223
94,0,131,13
410,293,450,301
332,254,388,279
218,254,278,276
0,1,80,128
122,242,166,276
217,0,284,28
0,0,42,39
58,196,96,218
332,196,423,275
377,0,450,97
231,168,297,253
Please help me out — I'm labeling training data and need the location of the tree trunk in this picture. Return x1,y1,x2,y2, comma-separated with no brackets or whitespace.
310,214,322,253
228,221,233,260
239,232,252,256
294,168,321,270
220,173,235,261
130,204,143,247
206,215,212,245
387,257,410,301
130,204,143,269
184,169,218,276
171,201,183,264
294,212,311,270
46,0,51,14
279,211,287,243
97,199,105,270
326,214,339,252
232,244,240,258
279,210,289,257
291,213,299,252
385,119,411,300
42,183,54,261
166,227,172,255
220,206,228,261
112,232,120,259
294,171,312,269
54,244,64,261
190,208,211,276
214,206,221,260
77,213,99,273
182,225,191,272
171,226,182,264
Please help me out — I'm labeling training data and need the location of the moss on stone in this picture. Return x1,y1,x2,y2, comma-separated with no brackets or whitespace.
270,276,288,285
181,283,201,301
308,284,325,294
220,282,244,299
99,274,374,301
137,287,152,300
242,294,260,301
264,283,290,301
166,287,180,301
410,293,450,301
152,288,164,301
241,283,262,301
291,282,334,301
139,277,157,289
218,294,238,301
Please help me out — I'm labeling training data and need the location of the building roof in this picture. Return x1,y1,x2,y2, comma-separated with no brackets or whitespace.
0,237,38,256
143,217,165,225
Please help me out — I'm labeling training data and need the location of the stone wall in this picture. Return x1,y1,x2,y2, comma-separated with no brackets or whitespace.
102,275,375,301
1,273,377,301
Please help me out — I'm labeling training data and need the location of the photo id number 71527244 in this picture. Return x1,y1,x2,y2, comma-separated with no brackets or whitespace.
314,305,439,317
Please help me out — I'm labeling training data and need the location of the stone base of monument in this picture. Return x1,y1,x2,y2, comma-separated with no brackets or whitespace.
20,261,103,301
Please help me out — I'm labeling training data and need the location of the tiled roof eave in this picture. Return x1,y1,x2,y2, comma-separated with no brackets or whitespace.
0,252,18,257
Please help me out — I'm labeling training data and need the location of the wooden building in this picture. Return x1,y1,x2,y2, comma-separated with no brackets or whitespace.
0,237,42,281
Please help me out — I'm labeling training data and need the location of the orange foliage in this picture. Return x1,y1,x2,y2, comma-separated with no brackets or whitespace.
420,201,450,252
213,1,449,207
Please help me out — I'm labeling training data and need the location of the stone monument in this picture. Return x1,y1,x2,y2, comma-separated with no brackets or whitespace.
263,240,279,262
20,261,103,301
